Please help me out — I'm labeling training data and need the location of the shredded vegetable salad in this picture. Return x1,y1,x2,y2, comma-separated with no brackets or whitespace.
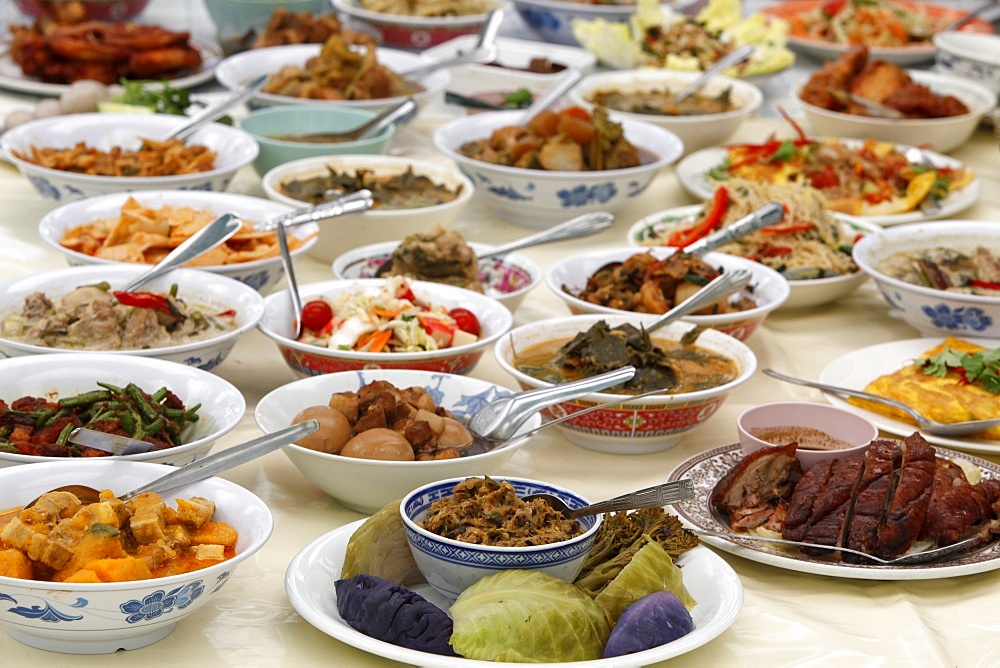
296,277,481,353
788,0,952,47
705,117,974,216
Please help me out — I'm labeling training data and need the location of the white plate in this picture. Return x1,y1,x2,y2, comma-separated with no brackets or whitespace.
818,337,1000,455
0,38,221,97
668,443,1000,579
284,519,744,667
625,204,880,309
675,143,981,227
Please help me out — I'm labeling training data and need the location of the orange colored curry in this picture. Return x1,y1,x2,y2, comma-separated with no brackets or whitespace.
0,490,237,582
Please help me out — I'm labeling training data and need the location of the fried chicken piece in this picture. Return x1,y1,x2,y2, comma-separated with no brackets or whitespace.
799,45,869,111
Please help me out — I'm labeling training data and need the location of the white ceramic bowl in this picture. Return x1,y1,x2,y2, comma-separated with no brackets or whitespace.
0,353,243,467
0,459,272,654
37,190,318,294
495,315,757,454
0,265,265,370
795,70,996,154
0,113,258,201
214,43,450,114
627,205,881,310
737,401,878,471
547,246,789,341
257,278,512,377
511,0,688,46
934,32,1000,97
332,240,541,313
853,220,1000,338
568,69,763,154
331,0,499,49
400,476,602,599
432,110,684,226
423,34,598,78
261,154,474,262
254,369,542,513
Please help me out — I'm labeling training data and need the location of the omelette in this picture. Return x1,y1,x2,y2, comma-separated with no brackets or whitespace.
849,337,1000,440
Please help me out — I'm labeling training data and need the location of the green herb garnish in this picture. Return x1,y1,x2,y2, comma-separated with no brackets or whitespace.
922,347,1000,394
115,79,191,116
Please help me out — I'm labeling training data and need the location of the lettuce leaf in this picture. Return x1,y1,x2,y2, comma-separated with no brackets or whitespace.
450,570,611,662
594,538,696,623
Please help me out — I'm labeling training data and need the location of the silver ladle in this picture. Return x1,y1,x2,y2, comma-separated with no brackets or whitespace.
763,368,1000,437
118,212,242,293
273,97,418,144
679,201,785,256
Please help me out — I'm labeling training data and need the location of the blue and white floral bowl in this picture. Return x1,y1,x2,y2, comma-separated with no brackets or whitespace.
0,113,258,202
511,0,690,46
432,110,683,228
38,190,318,294
254,370,541,514
0,265,265,370
0,459,272,654
853,221,1000,339
401,475,601,600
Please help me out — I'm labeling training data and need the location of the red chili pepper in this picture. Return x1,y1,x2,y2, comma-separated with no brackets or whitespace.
396,282,416,302
113,291,172,315
777,105,810,142
448,307,481,336
969,279,1000,291
418,315,455,348
821,0,847,17
215,309,237,317
760,223,814,235
758,244,793,257
667,187,729,247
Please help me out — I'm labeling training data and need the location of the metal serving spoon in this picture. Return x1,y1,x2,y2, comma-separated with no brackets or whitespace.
763,368,1000,437
523,479,696,518
26,421,318,508
691,528,984,566
269,97,418,144
679,201,785,256
165,73,268,142
644,268,753,335
672,45,754,103
277,191,375,339
118,212,242,293
396,8,503,80
256,190,375,232
517,68,583,123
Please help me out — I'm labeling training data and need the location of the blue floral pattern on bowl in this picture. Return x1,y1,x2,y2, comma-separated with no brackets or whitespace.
921,304,993,331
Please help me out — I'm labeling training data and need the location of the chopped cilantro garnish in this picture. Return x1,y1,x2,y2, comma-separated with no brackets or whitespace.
922,347,1000,394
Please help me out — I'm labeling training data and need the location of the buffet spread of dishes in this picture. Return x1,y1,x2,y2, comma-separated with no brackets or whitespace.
1,0,1000,664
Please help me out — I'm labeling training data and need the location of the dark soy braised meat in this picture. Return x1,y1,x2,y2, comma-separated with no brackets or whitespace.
710,442,801,532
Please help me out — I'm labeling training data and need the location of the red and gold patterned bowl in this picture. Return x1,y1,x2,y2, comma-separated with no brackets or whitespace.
258,279,512,378
494,314,756,454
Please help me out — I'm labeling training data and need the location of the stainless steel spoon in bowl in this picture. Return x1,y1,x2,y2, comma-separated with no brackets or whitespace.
26,420,318,508
645,268,754,335
117,212,242,293
762,368,1000,437
679,201,785,257
671,44,755,103
272,98,418,144
396,8,504,79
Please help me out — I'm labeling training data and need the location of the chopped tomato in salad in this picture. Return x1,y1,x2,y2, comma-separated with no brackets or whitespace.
296,277,480,353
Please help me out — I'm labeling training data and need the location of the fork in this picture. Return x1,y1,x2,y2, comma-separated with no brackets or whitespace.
523,479,696,518
691,528,984,565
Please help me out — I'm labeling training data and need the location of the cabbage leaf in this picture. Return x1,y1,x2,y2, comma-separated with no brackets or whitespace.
450,570,611,662
594,538,696,623
340,500,423,586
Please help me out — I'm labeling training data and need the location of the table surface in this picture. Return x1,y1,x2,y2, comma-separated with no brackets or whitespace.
2,1,1000,666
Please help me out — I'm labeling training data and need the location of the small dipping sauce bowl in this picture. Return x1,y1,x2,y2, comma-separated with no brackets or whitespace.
737,401,879,470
